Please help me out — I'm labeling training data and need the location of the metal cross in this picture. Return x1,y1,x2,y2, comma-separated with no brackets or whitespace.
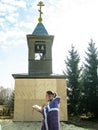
37,1,44,23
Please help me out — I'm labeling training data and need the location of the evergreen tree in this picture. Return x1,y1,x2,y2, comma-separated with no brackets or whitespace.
64,45,81,114
81,39,98,116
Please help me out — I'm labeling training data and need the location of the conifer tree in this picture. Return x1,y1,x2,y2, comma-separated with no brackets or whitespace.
64,45,81,114
81,39,98,116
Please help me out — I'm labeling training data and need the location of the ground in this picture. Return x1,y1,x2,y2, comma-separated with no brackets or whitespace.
68,116,98,130
0,118,97,130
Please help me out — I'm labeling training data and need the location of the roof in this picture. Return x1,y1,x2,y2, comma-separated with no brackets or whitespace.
32,23,49,36
12,73,65,79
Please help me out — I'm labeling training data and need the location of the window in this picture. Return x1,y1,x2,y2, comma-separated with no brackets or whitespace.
34,42,46,60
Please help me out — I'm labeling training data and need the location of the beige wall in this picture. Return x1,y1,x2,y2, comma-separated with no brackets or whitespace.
14,78,68,121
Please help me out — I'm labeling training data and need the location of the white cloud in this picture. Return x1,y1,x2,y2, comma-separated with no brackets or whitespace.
15,21,34,30
0,18,5,22
0,28,27,51
15,1,26,8
5,12,19,23
0,0,26,18
1,0,26,8
0,2,16,14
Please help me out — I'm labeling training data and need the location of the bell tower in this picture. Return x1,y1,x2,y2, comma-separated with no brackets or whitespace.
27,1,54,75
13,1,67,122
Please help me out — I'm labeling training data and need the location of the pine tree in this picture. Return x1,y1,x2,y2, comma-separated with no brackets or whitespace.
64,45,81,114
81,39,98,116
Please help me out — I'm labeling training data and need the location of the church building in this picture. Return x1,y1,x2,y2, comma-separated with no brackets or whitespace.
12,1,68,121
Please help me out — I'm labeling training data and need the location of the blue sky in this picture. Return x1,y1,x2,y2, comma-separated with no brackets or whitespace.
0,0,98,88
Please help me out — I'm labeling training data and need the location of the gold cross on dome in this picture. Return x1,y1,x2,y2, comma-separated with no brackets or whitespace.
37,1,45,23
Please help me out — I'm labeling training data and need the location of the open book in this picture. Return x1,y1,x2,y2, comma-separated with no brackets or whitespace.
32,105,42,112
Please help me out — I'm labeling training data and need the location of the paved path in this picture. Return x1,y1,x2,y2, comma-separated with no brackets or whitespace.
0,120,92,130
